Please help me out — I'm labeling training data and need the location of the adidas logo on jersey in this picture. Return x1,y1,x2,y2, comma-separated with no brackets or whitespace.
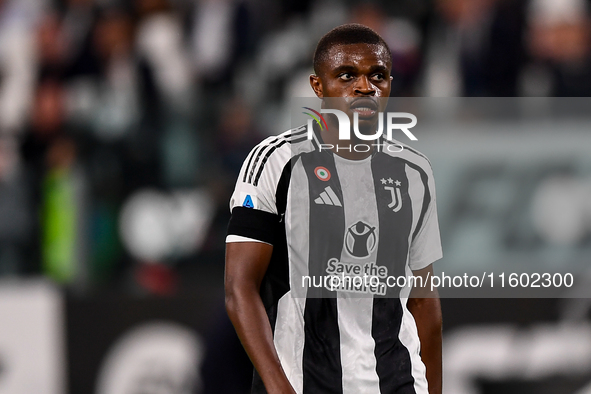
314,186,342,206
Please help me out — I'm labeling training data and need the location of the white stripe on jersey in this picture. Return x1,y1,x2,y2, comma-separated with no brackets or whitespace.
334,155,381,394
273,293,306,394
286,159,311,299
399,297,429,393
273,159,310,394
338,296,380,394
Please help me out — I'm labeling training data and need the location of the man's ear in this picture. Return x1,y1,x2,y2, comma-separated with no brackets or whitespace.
309,74,324,98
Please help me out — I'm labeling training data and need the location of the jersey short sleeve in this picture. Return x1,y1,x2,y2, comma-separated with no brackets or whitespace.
408,165,443,271
227,134,292,245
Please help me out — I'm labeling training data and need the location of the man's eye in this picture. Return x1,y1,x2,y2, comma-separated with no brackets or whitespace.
339,73,353,81
372,74,385,81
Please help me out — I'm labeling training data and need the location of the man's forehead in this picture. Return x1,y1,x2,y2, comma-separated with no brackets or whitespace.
324,43,391,70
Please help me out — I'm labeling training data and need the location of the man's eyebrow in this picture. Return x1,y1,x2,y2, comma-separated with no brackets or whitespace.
331,65,358,74
368,65,389,73
331,64,390,75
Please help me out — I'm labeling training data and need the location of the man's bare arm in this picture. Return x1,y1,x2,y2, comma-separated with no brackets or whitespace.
407,264,442,394
225,241,296,394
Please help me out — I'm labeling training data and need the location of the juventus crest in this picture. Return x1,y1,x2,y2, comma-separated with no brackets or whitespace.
381,178,403,212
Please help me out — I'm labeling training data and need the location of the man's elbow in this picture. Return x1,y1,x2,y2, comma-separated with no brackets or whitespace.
225,277,240,318
224,277,256,319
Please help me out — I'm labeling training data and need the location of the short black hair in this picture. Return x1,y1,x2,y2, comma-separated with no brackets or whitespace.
313,23,392,75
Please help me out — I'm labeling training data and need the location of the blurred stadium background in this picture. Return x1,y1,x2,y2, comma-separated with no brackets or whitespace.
1,0,591,393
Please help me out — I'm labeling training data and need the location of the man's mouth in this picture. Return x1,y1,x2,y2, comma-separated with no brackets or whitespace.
350,99,378,118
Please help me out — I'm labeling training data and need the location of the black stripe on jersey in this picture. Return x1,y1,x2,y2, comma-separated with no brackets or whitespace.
264,160,292,331
372,298,417,394
301,151,344,394
260,164,292,327
371,153,416,393
303,298,342,394
275,158,292,215
245,127,307,184
372,154,413,292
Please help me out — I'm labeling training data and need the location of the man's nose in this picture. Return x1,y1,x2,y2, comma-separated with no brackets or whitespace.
354,76,375,96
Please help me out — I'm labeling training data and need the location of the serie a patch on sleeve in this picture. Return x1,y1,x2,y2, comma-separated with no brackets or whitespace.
239,192,257,209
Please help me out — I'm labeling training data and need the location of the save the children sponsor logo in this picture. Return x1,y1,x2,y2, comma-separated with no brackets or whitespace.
344,221,377,259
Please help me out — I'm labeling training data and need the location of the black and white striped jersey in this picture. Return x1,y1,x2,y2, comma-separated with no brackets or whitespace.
227,125,442,394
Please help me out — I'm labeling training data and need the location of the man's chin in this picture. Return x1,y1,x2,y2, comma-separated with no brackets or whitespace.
354,118,380,134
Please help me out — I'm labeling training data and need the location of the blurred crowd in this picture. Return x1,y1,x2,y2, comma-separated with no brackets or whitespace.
1,0,591,293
